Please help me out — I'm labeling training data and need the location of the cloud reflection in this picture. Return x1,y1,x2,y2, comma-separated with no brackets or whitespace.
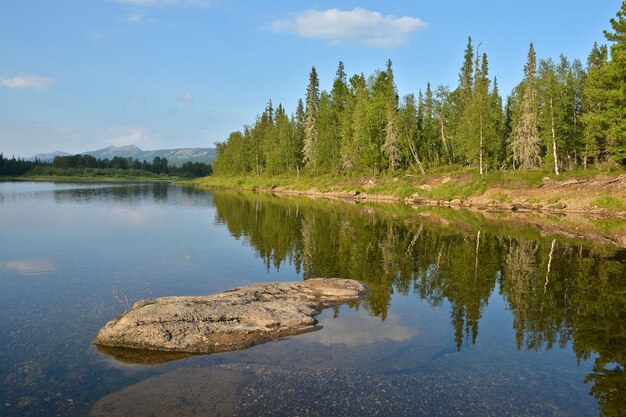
110,206,145,226
0,259,57,276
313,311,416,347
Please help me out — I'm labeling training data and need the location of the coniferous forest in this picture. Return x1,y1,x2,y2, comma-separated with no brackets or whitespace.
213,3,626,178
0,153,212,178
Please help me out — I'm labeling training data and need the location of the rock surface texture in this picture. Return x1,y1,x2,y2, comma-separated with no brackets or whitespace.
94,278,367,355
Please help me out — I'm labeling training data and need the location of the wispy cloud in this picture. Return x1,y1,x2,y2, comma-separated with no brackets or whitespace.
0,75,56,90
179,93,193,103
126,12,144,22
114,0,212,6
107,126,151,147
272,8,427,47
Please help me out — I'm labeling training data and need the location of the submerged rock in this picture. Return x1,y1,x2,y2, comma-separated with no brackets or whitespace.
94,278,367,356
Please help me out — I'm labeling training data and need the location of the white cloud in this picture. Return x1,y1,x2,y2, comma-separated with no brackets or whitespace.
126,12,144,22
179,93,193,103
107,126,152,147
272,8,427,47
114,0,212,6
0,75,55,90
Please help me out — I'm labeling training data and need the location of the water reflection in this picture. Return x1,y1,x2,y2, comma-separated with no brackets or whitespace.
211,190,626,417
0,259,57,276
312,311,415,346
1,181,623,416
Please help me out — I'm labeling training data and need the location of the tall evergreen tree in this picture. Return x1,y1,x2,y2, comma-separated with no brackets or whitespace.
295,99,306,173
563,57,586,169
315,91,334,172
502,95,515,167
582,44,608,167
303,67,320,173
399,94,425,174
582,1,626,165
434,85,452,164
537,58,564,175
422,83,440,165
328,61,350,172
450,37,475,165
381,59,401,173
511,43,542,169
459,37,475,105
342,74,370,172
490,77,505,168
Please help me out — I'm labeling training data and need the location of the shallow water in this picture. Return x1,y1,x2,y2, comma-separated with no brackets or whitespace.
0,181,624,416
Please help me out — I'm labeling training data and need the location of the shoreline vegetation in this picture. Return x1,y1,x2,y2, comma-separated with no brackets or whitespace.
195,169,626,248
194,169,626,217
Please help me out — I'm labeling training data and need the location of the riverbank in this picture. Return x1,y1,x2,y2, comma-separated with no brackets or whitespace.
194,169,626,218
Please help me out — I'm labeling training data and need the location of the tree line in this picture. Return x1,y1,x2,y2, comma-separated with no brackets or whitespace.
214,2,626,177
0,153,50,176
0,153,212,178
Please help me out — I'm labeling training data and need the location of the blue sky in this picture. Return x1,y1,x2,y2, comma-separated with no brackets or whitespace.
0,0,619,157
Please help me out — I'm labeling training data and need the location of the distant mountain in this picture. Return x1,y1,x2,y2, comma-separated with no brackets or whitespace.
26,151,71,161
83,145,145,160
28,145,215,166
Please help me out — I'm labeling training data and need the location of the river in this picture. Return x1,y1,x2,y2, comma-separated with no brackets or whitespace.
0,181,624,416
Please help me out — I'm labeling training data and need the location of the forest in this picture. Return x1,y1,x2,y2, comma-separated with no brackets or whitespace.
0,153,212,178
213,3,626,178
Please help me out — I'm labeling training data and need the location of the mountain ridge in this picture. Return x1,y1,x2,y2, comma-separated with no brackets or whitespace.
27,145,215,166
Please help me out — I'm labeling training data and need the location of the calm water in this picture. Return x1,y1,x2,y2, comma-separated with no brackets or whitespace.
0,181,624,416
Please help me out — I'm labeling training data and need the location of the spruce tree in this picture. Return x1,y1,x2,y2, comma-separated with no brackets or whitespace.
342,74,369,172
303,67,320,173
434,85,452,163
381,59,401,173
459,37,475,105
399,94,425,174
537,58,563,175
490,77,505,168
329,61,349,172
315,91,334,172
294,99,306,174
451,37,475,165
422,83,440,164
582,1,626,165
511,43,542,169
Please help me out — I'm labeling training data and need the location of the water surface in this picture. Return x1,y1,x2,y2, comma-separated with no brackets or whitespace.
0,181,624,416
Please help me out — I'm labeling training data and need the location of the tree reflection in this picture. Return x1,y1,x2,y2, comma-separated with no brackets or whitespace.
212,190,625,416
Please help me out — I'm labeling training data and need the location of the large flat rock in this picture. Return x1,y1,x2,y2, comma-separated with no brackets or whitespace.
93,278,367,356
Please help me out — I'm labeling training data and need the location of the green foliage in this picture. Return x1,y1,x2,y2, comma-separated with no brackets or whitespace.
212,3,626,179
3,152,211,179
582,1,626,166
0,153,50,176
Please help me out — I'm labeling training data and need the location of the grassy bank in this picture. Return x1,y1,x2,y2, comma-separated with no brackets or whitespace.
194,167,626,216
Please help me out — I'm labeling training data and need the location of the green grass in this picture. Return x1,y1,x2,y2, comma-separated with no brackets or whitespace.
592,195,626,210
194,166,625,208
